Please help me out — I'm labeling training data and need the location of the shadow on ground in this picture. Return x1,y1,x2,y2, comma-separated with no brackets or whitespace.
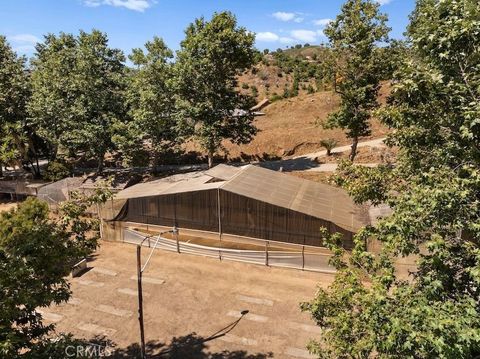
257,156,318,172
86,314,274,358
108,334,273,359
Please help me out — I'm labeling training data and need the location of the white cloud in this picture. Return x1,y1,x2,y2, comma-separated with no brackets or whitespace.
256,28,326,45
290,30,318,43
7,34,40,54
272,11,303,23
256,32,280,42
376,0,393,5
313,18,332,27
279,37,295,44
13,45,36,54
272,12,296,21
9,34,41,44
83,0,154,12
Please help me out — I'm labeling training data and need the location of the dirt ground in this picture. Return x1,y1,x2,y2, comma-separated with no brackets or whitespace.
184,86,391,161
315,145,397,164
45,240,334,358
287,171,333,184
0,198,17,213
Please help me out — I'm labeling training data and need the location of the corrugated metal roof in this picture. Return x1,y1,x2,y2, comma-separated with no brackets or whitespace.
220,165,368,232
80,173,141,191
113,164,370,232
115,172,222,199
204,164,243,181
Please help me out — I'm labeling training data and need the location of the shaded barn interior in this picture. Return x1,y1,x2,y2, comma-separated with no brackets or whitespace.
109,165,370,249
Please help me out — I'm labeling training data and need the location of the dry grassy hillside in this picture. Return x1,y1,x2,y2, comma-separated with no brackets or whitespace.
185,51,391,161
238,61,318,101
221,85,390,159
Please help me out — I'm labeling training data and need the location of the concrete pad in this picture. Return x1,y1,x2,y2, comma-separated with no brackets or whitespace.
68,298,82,306
76,279,105,288
117,288,138,296
285,347,316,358
92,267,118,276
236,294,274,306
95,304,132,318
117,288,150,297
77,322,116,337
227,310,268,323
288,321,322,334
130,275,165,285
219,334,258,346
37,309,63,323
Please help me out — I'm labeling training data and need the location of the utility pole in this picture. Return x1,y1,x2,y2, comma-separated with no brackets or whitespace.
136,228,177,359
137,245,146,359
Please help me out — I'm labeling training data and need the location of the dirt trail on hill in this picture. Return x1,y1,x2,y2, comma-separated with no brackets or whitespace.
259,137,386,172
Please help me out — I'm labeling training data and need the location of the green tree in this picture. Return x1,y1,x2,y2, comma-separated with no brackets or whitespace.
302,0,480,357
174,12,257,168
118,36,178,167
0,188,110,357
29,30,127,172
0,36,42,177
324,0,390,161
376,39,410,80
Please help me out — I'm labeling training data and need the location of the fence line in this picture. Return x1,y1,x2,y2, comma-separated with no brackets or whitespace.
123,228,335,274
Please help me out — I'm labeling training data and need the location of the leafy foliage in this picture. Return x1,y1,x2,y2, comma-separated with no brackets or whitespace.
42,160,71,182
174,12,257,167
28,30,127,172
0,188,110,357
324,0,390,161
302,1,480,357
319,138,338,156
0,36,43,177
117,36,179,167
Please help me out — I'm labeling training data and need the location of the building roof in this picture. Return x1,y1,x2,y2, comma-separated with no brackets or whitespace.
114,164,370,233
79,172,141,191
220,165,369,233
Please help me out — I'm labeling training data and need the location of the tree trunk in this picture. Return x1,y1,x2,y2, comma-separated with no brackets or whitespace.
0,162,3,177
207,152,214,169
350,137,359,162
97,155,105,174
33,156,41,178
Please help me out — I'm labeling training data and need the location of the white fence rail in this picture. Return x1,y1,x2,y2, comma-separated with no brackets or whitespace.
123,228,335,273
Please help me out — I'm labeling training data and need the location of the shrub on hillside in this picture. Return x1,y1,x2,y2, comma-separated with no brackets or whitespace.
320,138,338,156
43,161,71,182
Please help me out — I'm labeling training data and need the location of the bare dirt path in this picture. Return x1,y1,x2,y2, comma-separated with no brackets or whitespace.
259,137,386,172
298,137,386,160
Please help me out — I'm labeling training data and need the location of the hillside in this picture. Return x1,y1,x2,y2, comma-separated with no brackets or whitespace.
238,45,332,101
184,84,391,161
223,88,390,159
185,46,392,162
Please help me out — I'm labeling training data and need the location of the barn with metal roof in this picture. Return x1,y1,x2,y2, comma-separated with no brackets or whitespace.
103,164,370,249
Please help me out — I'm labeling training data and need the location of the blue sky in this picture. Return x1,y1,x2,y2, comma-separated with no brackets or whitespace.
0,0,415,58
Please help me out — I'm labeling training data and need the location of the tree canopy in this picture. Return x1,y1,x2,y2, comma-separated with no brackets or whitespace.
324,0,390,161
117,36,178,167
0,36,42,177
0,187,110,357
174,11,257,168
302,0,480,357
28,30,126,172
